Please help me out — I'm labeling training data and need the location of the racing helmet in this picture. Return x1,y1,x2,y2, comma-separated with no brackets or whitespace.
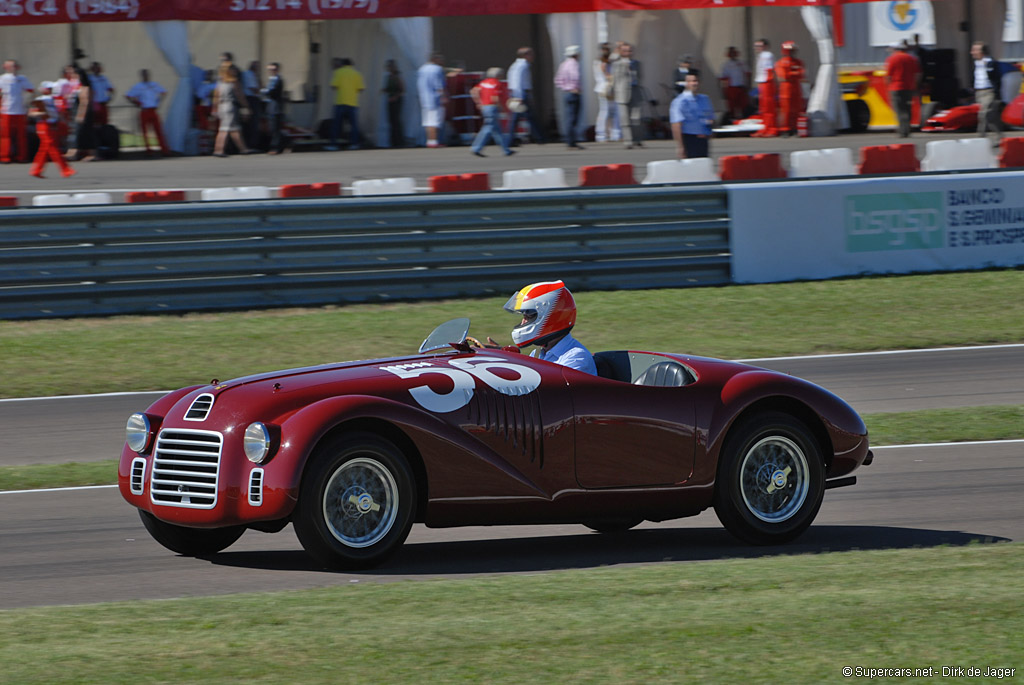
504,280,577,347
781,41,797,55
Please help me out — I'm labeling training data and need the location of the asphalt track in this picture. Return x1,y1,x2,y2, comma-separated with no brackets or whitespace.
0,346,1022,609
3,345,1022,467
1,128,1021,203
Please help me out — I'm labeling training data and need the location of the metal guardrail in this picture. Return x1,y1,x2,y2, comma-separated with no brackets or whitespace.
0,185,731,320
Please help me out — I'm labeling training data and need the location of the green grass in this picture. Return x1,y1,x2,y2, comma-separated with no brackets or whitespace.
1,270,1022,399
3,406,1021,492
2,543,1022,683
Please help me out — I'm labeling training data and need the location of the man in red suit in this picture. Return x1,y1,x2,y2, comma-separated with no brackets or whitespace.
774,41,806,137
751,38,778,138
28,82,75,178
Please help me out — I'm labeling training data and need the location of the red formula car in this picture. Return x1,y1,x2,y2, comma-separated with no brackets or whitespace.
119,318,872,569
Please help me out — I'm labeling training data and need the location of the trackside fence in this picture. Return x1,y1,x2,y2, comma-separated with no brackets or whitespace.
0,186,731,320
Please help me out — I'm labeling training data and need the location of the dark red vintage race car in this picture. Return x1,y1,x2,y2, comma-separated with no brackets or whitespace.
119,318,872,569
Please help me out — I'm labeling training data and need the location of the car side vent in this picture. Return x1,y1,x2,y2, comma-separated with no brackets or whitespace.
248,468,264,507
466,386,545,467
130,457,147,495
184,393,215,421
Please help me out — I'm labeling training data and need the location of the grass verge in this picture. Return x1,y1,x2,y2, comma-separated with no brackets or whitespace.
2,406,1020,493
2,543,1021,683
1,270,1022,399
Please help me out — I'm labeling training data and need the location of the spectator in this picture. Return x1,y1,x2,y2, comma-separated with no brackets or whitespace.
884,41,921,138
972,42,1003,144
327,57,365,151
242,60,262,148
612,42,644,149
593,42,621,143
751,38,778,137
125,69,171,157
508,47,545,144
262,62,288,154
673,54,694,94
719,46,749,124
670,70,714,160
469,67,514,157
417,53,447,148
88,62,114,127
212,63,251,157
554,45,584,150
774,41,805,137
65,65,97,162
28,82,75,178
52,65,78,151
382,58,405,148
196,70,216,131
0,59,33,163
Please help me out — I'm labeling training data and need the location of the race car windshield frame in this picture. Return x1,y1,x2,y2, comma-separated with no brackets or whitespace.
419,317,471,354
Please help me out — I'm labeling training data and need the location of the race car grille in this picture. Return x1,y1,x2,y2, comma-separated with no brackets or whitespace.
184,393,215,421
130,457,147,495
150,429,222,509
248,468,264,507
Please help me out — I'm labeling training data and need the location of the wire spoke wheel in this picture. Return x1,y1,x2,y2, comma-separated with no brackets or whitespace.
714,412,824,545
738,436,809,523
323,457,400,548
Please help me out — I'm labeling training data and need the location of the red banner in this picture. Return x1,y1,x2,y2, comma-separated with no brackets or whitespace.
0,0,859,26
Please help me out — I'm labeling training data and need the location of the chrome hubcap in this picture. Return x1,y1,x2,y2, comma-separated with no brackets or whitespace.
323,457,399,548
739,436,809,523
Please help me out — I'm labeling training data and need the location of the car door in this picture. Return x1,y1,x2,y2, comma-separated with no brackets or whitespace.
566,358,696,489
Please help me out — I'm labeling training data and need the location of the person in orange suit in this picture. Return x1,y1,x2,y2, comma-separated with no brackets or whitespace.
751,38,778,137
28,82,75,178
774,40,806,137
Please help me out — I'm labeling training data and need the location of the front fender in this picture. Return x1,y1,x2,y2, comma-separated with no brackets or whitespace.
705,370,867,475
262,394,548,514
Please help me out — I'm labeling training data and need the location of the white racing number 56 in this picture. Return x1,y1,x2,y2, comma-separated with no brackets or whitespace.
380,357,542,413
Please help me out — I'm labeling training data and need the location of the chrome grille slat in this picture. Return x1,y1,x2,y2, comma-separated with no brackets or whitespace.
151,428,223,509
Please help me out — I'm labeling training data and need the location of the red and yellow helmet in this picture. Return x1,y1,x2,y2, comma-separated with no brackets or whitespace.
504,280,577,347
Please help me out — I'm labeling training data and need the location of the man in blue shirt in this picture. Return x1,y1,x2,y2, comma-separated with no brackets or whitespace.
478,280,596,375
670,71,715,160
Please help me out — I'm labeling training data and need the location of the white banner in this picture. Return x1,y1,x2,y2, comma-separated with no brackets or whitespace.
868,1,936,47
1006,0,1023,43
728,173,1024,284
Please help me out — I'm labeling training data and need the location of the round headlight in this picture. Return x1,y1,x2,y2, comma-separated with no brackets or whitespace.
243,422,271,464
126,413,151,453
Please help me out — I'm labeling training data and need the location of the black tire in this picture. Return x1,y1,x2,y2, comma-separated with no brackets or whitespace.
583,519,643,534
139,510,245,556
293,432,416,570
845,99,870,133
713,412,825,545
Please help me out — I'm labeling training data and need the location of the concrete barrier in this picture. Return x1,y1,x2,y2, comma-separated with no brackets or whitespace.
32,193,113,207
641,158,717,185
350,178,417,196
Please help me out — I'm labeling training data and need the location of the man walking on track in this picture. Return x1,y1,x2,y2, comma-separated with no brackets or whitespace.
28,82,75,178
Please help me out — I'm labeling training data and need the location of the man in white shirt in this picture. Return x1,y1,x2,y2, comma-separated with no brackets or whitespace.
972,42,1002,143
417,53,447,148
751,38,779,137
125,69,170,156
88,62,114,126
508,46,546,145
0,60,34,163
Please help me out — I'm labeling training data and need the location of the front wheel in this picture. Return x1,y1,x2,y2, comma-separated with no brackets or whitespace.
293,433,416,570
714,412,824,545
139,510,245,556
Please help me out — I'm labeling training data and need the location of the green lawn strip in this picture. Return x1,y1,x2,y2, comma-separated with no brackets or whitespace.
3,406,1021,492
1,543,1021,683
2,270,1022,399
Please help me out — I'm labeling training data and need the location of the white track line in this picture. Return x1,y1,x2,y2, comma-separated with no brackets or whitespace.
2,440,1020,496
0,390,167,403
737,343,1024,363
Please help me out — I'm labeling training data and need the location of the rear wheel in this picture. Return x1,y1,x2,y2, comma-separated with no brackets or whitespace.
139,510,245,556
293,433,416,570
714,412,824,545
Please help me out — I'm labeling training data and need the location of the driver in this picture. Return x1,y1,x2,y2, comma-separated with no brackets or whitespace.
496,280,596,375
